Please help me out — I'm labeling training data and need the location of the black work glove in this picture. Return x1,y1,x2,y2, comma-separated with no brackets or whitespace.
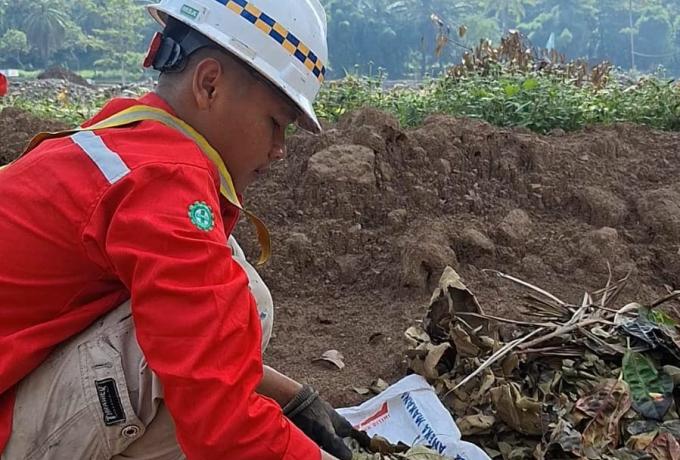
284,385,371,460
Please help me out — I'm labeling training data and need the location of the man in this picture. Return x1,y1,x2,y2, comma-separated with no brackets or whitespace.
0,71,7,97
0,0,363,458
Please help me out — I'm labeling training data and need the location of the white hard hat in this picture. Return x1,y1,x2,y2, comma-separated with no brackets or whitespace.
147,0,328,133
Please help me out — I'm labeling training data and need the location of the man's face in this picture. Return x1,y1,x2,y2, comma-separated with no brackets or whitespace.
197,61,299,195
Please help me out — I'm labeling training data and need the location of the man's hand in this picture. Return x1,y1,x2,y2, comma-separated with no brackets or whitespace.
284,385,368,460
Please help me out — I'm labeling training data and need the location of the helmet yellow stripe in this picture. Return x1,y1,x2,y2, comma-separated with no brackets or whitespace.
223,0,327,82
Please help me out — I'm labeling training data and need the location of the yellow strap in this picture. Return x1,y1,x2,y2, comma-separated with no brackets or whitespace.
21,105,271,265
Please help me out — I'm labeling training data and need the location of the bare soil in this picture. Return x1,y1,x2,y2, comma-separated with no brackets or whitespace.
3,105,680,408
240,108,680,406
37,66,92,87
0,108,68,165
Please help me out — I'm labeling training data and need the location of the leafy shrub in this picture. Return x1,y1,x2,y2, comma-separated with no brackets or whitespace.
315,72,680,133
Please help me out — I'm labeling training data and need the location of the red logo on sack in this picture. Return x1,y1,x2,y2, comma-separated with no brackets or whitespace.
356,402,390,430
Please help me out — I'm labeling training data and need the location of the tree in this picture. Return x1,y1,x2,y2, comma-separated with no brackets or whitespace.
519,0,598,58
635,4,674,72
586,0,630,68
322,0,482,78
0,29,29,67
91,0,149,83
1,0,680,80
53,21,97,71
0,0,9,33
483,0,537,34
22,1,69,66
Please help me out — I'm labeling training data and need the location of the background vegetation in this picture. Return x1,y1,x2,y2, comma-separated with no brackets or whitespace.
315,72,680,133
1,0,679,135
5,68,679,135
1,0,680,80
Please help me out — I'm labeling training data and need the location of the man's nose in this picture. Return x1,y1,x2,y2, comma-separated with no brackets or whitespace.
270,144,286,161
270,128,287,161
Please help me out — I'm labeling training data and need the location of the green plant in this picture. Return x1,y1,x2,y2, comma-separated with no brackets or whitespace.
314,68,680,133
0,94,107,126
5,62,680,135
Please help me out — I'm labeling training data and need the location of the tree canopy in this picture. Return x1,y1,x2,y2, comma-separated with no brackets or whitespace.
0,0,678,80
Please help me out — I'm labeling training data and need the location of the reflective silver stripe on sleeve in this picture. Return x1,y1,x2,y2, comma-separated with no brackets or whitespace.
71,131,130,184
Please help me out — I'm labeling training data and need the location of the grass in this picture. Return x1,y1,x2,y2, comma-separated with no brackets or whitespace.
1,94,111,126
16,70,40,78
3,70,680,134
315,72,680,133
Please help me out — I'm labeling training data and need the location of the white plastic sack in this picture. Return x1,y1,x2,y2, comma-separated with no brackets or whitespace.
338,375,490,460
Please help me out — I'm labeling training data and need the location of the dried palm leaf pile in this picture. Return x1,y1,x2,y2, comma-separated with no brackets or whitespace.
403,267,680,460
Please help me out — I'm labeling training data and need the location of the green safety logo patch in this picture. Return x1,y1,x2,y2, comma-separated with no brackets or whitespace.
180,4,200,20
188,201,215,231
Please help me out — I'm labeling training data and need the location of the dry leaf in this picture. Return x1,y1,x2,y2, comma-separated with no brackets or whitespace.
664,365,680,386
661,420,680,439
575,379,631,453
368,435,408,455
423,343,452,379
627,431,659,451
490,384,544,435
646,432,680,460
405,326,430,346
626,420,660,438
353,387,371,396
403,445,449,459
478,335,497,350
409,356,427,378
457,414,495,435
545,418,582,456
425,267,485,342
470,370,495,405
369,378,389,394
313,349,345,369
502,352,519,375
451,324,480,357
402,266,680,458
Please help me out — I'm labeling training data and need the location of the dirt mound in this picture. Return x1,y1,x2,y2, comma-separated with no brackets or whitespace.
37,66,91,87
237,111,680,300
237,114,680,406
0,108,68,165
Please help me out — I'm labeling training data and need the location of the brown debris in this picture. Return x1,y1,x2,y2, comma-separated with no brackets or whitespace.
404,267,680,458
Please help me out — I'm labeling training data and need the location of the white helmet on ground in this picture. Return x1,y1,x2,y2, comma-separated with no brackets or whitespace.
147,0,328,133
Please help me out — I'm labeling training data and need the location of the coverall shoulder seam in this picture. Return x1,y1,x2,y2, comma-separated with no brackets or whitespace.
78,160,222,274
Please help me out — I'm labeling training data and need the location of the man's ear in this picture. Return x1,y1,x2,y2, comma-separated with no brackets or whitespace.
191,57,223,110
